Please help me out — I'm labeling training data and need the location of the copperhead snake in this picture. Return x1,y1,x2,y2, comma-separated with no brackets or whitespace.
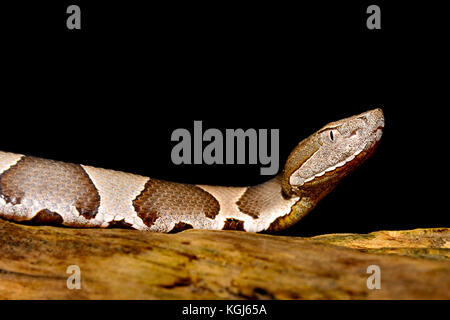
0,109,384,233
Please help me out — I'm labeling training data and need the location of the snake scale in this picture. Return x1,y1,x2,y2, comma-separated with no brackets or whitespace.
0,109,384,233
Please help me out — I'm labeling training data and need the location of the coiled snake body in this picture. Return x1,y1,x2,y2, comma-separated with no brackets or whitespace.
0,109,384,233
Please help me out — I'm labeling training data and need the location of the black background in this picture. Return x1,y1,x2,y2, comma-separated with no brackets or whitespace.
2,0,448,238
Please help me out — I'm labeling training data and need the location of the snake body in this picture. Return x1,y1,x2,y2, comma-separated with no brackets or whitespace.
0,109,384,233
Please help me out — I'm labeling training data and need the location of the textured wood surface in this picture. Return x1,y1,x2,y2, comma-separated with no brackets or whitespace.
0,218,448,299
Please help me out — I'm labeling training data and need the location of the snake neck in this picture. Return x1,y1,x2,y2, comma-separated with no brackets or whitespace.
196,175,302,232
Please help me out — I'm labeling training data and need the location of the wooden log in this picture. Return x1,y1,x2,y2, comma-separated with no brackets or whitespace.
0,218,448,299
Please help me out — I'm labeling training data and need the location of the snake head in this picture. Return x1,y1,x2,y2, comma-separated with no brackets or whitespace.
282,108,384,197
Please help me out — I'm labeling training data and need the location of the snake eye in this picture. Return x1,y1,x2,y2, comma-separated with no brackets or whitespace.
329,130,334,141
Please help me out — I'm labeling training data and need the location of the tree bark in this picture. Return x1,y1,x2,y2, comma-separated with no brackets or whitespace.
0,218,448,299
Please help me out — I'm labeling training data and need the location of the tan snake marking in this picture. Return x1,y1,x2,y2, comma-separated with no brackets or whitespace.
0,109,384,233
